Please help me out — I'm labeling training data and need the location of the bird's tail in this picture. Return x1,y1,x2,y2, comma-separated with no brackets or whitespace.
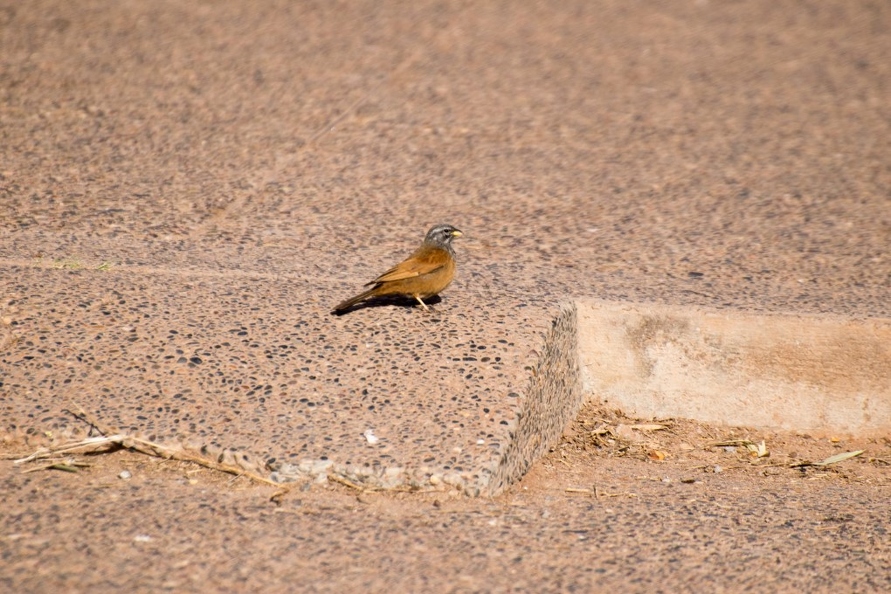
331,288,377,314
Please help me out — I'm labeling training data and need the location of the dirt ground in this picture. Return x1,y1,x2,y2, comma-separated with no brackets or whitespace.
3,401,889,593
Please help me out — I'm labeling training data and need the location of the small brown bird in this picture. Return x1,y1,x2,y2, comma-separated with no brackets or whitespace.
332,223,463,314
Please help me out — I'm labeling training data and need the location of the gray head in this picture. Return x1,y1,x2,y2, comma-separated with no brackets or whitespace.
423,224,463,253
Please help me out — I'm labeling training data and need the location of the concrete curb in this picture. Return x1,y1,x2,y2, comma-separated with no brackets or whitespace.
579,300,891,438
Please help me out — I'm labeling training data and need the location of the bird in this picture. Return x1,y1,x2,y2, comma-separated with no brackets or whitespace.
332,223,463,314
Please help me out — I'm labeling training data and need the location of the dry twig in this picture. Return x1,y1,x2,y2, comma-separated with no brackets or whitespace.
13,403,280,488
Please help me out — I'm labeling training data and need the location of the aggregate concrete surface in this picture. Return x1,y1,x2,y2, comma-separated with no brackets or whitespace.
1,0,890,592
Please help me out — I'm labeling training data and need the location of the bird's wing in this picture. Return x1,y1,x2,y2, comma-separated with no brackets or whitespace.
366,248,447,285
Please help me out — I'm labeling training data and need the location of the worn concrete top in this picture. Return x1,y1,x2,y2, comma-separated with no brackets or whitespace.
2,0,890,498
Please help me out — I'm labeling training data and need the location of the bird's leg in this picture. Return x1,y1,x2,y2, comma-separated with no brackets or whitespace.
414,296,430,311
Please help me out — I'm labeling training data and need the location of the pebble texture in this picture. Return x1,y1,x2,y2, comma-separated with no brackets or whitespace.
2,257,574,494
1,1,890,590
2,0,891,498
487,303,582,495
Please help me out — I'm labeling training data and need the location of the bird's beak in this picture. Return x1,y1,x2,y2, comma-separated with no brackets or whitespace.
451,230,463,237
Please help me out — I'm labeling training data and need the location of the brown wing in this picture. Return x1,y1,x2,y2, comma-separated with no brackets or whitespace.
365,246,447,285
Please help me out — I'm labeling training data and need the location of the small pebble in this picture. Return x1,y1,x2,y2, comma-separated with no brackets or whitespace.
119,470,132,480
714,465,723,473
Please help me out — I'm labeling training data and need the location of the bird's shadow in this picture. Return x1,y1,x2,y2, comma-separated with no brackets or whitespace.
330,294,443,316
